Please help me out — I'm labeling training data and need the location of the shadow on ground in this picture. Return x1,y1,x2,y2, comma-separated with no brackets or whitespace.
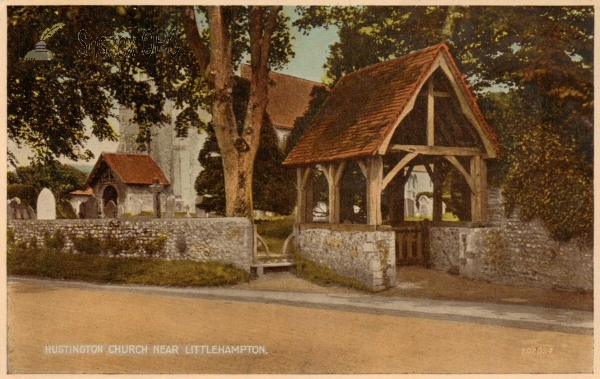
233,266,593,312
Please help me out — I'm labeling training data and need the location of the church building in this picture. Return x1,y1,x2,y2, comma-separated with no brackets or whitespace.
76,68,322,216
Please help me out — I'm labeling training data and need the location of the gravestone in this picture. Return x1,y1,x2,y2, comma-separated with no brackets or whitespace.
131,198,143,216
149,179,164,218
26,206,37,220
418,196,430,217
165,195,175,218
82,197,100,219
7,198,20,220
117,205,125,218
37,188,56,220
104,200,118,218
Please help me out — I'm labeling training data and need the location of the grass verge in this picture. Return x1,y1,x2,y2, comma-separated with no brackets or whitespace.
8,243,249,287
255,216,295,254
295,252,369,292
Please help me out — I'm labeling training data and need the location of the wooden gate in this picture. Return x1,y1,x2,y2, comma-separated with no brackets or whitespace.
393,221,430,266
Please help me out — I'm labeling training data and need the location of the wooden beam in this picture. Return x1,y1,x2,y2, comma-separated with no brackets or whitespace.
427,79,435,146
437,57,497,158
357,160,368,179
480,157,488,222
323,162,346,224
334,161,347,186
378,59,441,154
301,167,311,189
470,156,483,222
366,156,383,225
443,155,477,194
321,164,332,185
296,167,311,223
381,153,418,191
419,90,452,98
387,144,482,156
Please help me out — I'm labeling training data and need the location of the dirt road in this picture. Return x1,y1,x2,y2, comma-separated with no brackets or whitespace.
8,281,593,374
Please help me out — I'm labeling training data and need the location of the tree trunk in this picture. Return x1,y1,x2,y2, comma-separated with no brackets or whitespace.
184,6,281,219
205,6,280,219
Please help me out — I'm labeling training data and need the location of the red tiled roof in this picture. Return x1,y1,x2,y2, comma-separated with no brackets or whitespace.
70,187,93,196
85,153,170,187
284,43,499,166
240,65,322,130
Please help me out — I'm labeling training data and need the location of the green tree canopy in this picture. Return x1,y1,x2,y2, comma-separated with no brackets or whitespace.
9,6,294,219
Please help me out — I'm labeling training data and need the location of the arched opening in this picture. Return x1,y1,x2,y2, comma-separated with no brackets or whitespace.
102,185,118,206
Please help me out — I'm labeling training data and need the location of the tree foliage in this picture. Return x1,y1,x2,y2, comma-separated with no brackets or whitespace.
8,163,87,198
483,92,593,240
9,6,294,219
295,6,593,239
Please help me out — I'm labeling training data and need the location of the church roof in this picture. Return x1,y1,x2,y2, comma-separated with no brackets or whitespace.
284,43,499,166
70,187,93,196
85,153,170,187
240,65,322,130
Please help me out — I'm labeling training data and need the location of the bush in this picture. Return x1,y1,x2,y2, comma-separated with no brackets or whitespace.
71,233,102,255
7,244,250,287
7,184,38,207
103,235,138,255
143,234,167,256
43,230,65,250
7,228,15,246
255,216,294,240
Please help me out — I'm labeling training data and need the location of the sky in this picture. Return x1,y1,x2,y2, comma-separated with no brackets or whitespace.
8,6,340,169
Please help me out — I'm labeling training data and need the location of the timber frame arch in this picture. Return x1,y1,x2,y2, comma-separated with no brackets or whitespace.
285,43,499,226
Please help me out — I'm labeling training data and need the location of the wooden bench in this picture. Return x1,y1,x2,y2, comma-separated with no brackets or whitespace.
251,261,296,277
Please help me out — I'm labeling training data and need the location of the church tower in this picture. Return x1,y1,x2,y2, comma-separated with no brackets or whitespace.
117,95,205,211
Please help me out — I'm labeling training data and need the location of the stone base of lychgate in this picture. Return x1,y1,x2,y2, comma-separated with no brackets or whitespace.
7,218,254,272
297,224,396,291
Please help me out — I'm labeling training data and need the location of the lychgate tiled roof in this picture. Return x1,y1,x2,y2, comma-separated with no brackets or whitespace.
240,65,322,130
86,153,170,187
284,43,499,166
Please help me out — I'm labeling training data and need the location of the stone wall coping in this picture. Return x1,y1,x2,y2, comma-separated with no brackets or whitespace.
298,221,490,232
7,217,251,226
298,223,379,232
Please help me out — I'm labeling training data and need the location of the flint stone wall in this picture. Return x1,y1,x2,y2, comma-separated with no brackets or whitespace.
298,226,396,291
8,218,253,272
430,187,592,292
